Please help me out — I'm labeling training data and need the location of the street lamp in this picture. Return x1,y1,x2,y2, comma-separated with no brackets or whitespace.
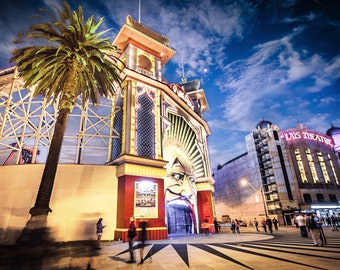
240,179,268,217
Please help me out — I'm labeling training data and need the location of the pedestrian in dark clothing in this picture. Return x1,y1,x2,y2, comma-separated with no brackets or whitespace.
266,217,273,234
127,216,136,263
214,219,219,234
254,218,259,231
331,215,339,231
231,220,236,234
96,218,106,249
272,217,279,230
307,213,325,246
138,219,148,264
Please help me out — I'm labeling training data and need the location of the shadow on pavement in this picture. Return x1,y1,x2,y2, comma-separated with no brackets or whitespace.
0,240,100,270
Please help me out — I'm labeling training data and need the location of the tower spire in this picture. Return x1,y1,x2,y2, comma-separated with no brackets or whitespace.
180,53,187,83
138,0,141,23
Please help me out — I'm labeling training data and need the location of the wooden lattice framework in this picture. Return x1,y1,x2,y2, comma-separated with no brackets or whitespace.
0,67,121,165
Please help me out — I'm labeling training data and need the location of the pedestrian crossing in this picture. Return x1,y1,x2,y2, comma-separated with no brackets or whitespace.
114,232,340,269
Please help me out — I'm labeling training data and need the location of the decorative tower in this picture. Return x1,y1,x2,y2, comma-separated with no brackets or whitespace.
327,124,340,165
110,16,214,240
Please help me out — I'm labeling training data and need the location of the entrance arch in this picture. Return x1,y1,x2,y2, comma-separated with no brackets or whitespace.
163,113,208,235
166,199,195,235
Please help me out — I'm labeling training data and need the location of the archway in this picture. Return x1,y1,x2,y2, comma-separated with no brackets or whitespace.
166,199,195,235
163,113,207,235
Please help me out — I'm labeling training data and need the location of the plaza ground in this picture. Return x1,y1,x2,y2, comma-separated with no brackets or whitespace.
1,225,340,269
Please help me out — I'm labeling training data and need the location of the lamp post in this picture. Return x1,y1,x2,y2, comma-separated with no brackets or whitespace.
241,179,268,217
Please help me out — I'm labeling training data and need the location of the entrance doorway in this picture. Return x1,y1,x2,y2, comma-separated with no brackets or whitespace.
167,199,194,235
284,213,294,225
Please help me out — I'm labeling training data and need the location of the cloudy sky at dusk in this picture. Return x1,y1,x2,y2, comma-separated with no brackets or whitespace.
1,0,339,168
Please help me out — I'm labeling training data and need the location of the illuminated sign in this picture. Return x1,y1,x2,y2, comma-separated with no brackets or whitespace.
280,130,333,147
169,84,195,110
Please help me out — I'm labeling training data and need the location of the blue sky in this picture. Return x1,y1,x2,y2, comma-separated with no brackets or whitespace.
0,0,339,168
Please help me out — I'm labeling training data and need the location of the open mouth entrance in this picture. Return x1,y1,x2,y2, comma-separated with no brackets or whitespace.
166,199,194,235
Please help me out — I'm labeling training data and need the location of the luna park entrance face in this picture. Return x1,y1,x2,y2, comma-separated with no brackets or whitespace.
166,200,195,235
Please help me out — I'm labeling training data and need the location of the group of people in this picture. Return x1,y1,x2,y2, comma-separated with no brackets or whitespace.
96,212,331,264
126,216,148,264
294,212,327,246
96,216,148,264
230,219,241,235
318,214,340,232
253,216,278,234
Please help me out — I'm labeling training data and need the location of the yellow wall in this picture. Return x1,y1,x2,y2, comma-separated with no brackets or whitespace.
0,164,118,244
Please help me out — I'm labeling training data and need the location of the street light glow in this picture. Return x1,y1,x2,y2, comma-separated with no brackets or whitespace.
240,178,268,217
240,178,257,192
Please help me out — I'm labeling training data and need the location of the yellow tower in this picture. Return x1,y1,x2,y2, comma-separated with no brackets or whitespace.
110,16,214,240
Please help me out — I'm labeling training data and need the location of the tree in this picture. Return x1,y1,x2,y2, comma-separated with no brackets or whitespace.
10,1,124,244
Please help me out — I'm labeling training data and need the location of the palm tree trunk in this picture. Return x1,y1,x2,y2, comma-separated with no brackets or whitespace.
16,107,71,245
30,108,70,216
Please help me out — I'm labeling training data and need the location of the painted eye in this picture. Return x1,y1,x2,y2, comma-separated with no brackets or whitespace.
173,173,184,180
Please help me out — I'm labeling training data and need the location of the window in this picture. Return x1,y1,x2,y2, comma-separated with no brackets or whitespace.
136,87,155,158
328,154,339,185
306,149,319,183
329,193,337,203
295,149,307,183
316,193,325,203
303,193,312,203
136,49,155,78
273,130,279,140
317,152,330,183
138,54,153,71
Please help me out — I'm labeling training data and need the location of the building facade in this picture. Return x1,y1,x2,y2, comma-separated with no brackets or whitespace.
213,120,340,226
281,124,340,218
0,16,214,244
327,124,340,165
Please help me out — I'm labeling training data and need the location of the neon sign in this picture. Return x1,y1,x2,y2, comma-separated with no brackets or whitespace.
281,130,333,147
169,84,195,110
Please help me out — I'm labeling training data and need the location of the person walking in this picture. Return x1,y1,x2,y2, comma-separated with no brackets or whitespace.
230,220,236,234
318,216,327,246
96,218,106,249
331,215,339,231
214,218,219,234
272,217,279,230
295,213,308,237
261,218,267,234
127,216,137,263
266,217,273,234
235,219,241,235
307,213,324,246
254,218,259,232
138,219,148,264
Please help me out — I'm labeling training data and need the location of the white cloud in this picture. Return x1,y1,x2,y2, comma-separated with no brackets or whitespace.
2,0,339,167
214,24,340,134
282,12,320,23
317,96,336,107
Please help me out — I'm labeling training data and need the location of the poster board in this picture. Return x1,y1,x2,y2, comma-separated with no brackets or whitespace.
134,181,158,218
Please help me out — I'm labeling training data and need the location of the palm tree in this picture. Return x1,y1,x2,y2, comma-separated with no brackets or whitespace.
10,2,124,243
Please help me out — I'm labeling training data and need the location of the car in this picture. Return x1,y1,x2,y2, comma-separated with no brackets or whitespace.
219,223,231,228
238,220,247,227
219,221,247,228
